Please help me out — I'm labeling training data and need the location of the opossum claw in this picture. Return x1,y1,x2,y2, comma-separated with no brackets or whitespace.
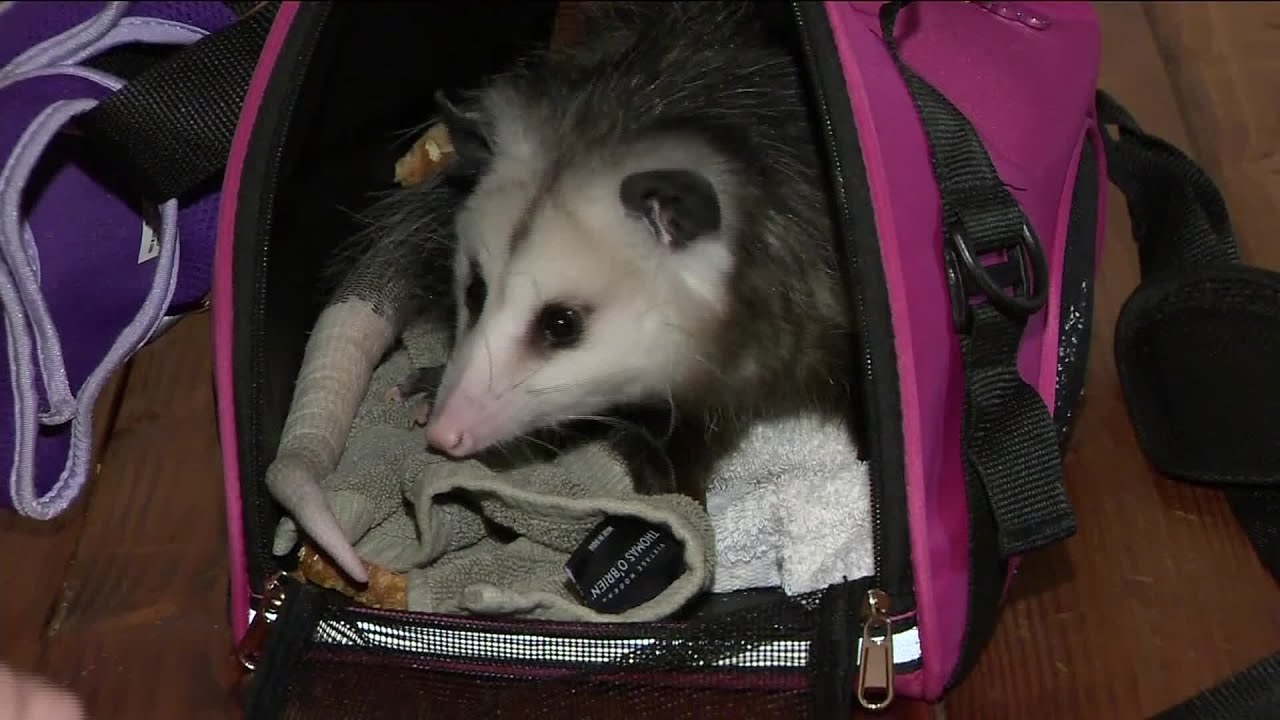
412,399,432,427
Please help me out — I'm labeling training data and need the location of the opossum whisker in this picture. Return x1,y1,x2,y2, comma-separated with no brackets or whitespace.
488,438,520,467
517,432,565,458
484,331,495,393
525,370,628,397
392,117,439,144
562,414,653,438
530,274,546,306
507,358,552,395
657,384,678,441
688,350,730,385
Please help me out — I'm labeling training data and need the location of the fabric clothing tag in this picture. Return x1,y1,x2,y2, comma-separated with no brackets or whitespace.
137,204,160,263
565,516,685,614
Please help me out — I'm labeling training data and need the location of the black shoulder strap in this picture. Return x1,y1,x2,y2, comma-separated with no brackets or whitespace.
879,0,1078,559
1096,89,1280,720
1152,652,1280,720
1094,91,1239,272
75,1,280,203
1097,87,1280,571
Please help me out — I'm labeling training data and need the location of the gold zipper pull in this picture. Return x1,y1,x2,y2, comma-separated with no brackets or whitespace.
236,573,287,672
856,588,895,710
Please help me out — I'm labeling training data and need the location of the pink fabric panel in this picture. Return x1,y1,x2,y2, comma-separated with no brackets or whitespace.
823,0,1100,698
213,1,303,644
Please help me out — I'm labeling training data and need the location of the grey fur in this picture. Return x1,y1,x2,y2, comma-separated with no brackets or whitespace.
324,168,467,323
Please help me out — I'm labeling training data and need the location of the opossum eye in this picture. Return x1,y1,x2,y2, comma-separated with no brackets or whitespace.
535,303,584,350
464,260,487,323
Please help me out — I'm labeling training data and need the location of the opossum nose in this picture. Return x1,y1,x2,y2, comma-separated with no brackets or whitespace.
425,423,472,457
426,387,490,457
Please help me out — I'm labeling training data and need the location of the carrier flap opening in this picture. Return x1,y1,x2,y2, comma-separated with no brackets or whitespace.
238,4,908,643
232,1,560,593
229,7,928,716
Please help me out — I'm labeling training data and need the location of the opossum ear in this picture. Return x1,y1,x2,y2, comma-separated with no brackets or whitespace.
434,89,492,177
620,169,722,250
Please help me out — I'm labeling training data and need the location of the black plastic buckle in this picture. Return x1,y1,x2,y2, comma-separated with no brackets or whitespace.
944,222,1048,333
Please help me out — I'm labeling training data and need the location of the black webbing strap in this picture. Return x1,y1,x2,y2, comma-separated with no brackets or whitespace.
75,2,280,203
1098,88,1280,563
1152,653,1280,720
879,1,1077,558
242,579,340,719
1226,484,1280,580
1095,90,1239,275
1097,90,1280,720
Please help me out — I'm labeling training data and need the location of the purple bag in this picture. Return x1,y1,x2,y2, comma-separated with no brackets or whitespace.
0,1,256,518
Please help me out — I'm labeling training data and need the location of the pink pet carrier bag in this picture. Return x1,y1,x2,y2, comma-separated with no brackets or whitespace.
39,0,1269,717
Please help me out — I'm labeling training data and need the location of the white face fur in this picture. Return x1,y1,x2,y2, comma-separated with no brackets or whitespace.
423,124,741,458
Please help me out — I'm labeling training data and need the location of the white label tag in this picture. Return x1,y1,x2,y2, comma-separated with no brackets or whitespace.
137,216,160,264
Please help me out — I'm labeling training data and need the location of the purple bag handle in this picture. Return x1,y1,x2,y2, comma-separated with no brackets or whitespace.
0,2,255,517
0,2,132,77
1,2,221,80
0,1,263,517
0,65,181,518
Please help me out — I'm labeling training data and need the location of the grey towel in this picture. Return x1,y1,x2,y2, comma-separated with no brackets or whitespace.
273,317,716,622
704,414,874,596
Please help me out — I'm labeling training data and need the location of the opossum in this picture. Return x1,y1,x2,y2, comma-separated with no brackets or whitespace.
266,1,857,584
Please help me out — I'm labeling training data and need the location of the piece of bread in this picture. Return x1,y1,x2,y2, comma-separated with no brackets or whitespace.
393,123,454,188
293,544,409,610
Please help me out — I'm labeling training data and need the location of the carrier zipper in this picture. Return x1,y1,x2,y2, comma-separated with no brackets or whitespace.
856,588,895,710
241,5,330,592
789,1,913,607
788,0,880,585
237,572,288,671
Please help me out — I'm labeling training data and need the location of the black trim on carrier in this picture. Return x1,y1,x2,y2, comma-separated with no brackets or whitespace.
233,0,563,595
242,575,927,716
790,1,916,613
233,2,332,594
1053,135,1101,447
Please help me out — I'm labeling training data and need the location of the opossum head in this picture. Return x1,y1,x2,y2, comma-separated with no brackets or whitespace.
424,98,740,457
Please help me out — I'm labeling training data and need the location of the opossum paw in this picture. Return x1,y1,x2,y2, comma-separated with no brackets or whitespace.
385,385,406,404
411,399,432,427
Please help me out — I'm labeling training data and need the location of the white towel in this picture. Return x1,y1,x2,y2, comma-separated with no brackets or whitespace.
704,414,875,596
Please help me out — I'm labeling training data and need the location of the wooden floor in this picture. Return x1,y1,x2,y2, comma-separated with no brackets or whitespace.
3,3,1278,719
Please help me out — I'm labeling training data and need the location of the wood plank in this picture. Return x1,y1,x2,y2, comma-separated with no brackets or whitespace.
34,314,237,720
945,3,1280,718
0,499,87,675
0,364,127,675
1143,1,1280,269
